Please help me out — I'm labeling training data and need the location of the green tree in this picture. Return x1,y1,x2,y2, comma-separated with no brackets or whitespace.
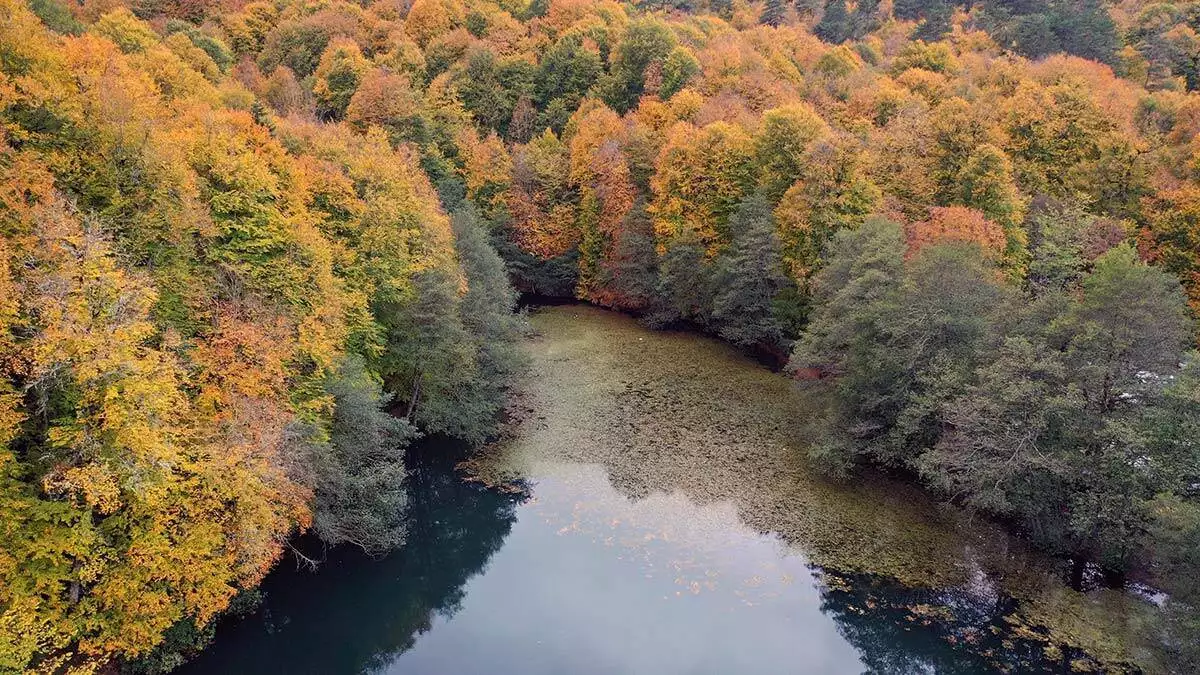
753,104,828,202
815,0,851,44
598,18,677,112
453,207,528,433
920,244,1193,566
535,32,603,111
649,233,714,328
761,0,788,26
660,47,700,99
913,0,952,40
793,222,1011,473
789,218,907,474
313,39,369,120
918,336,1079,545
712,194,789,348
312,357,418,555
600,202,660,312
1060,244,1192,416
850,0,881,38
385,267,478,437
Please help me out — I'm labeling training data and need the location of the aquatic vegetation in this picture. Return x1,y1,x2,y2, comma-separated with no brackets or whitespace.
477,305,1171,672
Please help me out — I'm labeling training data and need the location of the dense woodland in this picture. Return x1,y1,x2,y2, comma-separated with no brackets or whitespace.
1,0,1200,671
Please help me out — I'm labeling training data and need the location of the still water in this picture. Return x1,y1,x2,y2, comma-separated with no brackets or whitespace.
184,451,1063,675
183,306,1143,674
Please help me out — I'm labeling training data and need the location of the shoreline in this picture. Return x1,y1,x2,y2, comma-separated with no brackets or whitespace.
469,304,1168,673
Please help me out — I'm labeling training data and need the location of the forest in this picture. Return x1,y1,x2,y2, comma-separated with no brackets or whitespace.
1,0,1199,671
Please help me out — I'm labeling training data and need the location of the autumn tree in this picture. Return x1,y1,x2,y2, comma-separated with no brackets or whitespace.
772,137,881,283
650,121,755,255
313,38,369,120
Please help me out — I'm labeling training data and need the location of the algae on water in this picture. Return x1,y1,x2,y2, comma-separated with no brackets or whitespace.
472,305,1168,673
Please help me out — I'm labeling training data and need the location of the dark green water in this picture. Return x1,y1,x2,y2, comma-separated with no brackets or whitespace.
181,445,1075,675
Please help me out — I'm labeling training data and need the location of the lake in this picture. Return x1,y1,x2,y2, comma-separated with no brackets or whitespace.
182,306,1164,674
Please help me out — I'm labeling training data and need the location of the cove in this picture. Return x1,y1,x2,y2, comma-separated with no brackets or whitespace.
182,305,1166,674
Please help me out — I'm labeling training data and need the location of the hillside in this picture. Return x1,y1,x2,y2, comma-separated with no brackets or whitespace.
2,0,1199,671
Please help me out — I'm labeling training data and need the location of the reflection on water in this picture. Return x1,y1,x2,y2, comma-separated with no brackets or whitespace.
179,446,522,675
183,449,1071,675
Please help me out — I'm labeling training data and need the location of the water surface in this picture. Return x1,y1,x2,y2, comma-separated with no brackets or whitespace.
184,454,1064,674
184,306,1164,674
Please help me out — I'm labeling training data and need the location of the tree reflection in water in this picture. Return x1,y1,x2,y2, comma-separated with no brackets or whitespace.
184,442,1088,675
180,438,525,675
817,570,1093,674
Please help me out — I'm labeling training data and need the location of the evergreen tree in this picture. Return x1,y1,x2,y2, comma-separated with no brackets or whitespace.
601,202,660,312
1051,0,1119,64
789,218,908,474
850,0,881,39
312,357,418,555
892,0,923,21
711,194,789,349
453,207,528,413
761,0,788,27
386,267,479,437
649,234,715,328
815,0,851,43
913,0,952,41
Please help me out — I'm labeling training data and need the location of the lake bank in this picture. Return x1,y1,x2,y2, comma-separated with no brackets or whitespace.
184,304,1169,674
470,304,1168,672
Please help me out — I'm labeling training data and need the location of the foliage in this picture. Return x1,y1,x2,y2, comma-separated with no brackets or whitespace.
710,194,789,349
6,0,1200,668
0,1,524,671
798,218,1196,580
312,357,418,555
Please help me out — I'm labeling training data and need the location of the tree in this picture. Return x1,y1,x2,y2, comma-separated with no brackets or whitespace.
905,206,1007,260
535,31,603,111
920,245,1193,567
1025,198,1124,295
452,206,527,433
789,217,908,474
506,129,578,259
711,194,789,348
312,357,417,555
792,219,1011,473
815,0,851,44
660,47,700,99
753,104,829,202
913,0,952,41
650,121,756,255
1060,244,1192,416
761,0,787,27
1051,0,1119,64
918,336,1078,534
597,17,676,113
313,38,369,120
772,138,881,283
346,68,429,146
956,144,1023,234
649,232,715,328
455,47,534,137
596,201,659,312
850,0,881,38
